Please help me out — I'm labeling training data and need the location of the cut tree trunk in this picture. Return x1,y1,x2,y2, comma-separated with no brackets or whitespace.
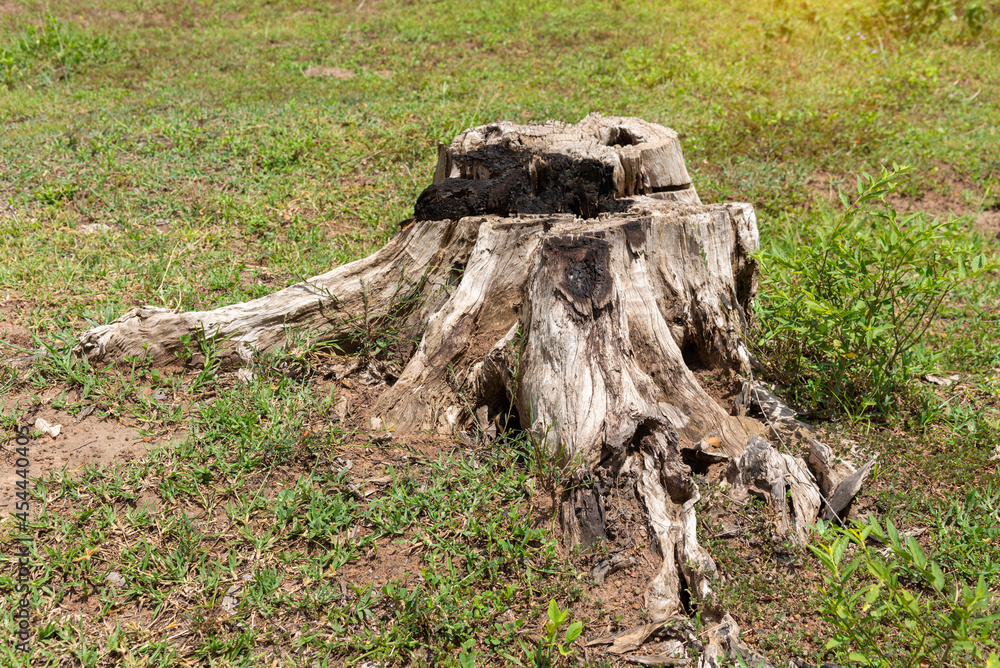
69,114,863,666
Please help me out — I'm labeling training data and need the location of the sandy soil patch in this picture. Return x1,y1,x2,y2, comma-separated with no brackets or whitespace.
1,403,154,517
303,66,356,79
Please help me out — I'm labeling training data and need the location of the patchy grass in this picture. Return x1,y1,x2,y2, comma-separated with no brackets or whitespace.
1,0,998,666
2,357,578,666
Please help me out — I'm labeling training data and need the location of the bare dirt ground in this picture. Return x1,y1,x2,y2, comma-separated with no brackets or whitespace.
805,170,999,238
0,297,33,351
0,399,151,518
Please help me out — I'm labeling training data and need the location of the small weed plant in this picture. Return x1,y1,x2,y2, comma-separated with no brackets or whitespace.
810,516,1000,667
525,599,583,667
755,166,994,418
327,270,428,376
177,325,227,393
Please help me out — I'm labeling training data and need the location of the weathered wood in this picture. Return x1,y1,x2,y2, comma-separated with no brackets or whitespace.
76,218,467,368
725,436,820,543
822,458,876,521
624,653,691,666
807,438,877,521
808,438,856,499
563,485,607,551
63,114,870,666
699,614,777,668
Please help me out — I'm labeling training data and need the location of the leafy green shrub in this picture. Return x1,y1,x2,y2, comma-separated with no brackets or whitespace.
753,167,994,419
842,0,992,38
0,16,115,88
877,0,963,35
810,516,1000,667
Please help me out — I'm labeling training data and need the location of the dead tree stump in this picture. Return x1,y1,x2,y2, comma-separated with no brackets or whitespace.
72,114,865,665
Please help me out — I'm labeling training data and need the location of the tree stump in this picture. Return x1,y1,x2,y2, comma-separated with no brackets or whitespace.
72,114,860,665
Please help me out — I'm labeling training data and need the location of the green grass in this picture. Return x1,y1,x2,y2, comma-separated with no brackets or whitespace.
1,0,999,666
1,361,575,666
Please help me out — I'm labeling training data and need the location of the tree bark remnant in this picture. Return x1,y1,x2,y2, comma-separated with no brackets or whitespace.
71,114,869,666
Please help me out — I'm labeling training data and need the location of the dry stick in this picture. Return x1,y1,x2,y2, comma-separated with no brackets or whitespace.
156,228,215,298
155,242,180,298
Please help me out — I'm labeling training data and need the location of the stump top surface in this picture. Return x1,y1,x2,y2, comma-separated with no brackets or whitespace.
420,114,700,222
